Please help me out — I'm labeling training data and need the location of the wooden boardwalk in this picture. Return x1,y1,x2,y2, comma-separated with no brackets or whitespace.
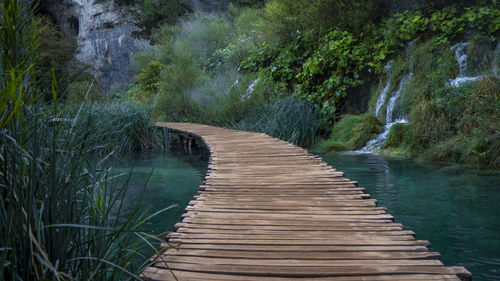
143,122,471,281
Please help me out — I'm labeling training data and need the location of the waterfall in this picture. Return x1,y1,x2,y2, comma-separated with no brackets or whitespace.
386,72,412,123
493,42,500,78
357,46,413,153
358,72,411,153
241,78,259,100
247,78,260,95
375,60,394,117
448,42,484,87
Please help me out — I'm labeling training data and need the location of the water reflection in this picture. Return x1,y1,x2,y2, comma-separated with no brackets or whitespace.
110,146,208,234
320,152,500,281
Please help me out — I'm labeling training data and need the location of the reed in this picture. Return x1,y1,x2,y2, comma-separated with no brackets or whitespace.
1,1,169,279
69,102,164,155
234,97,322,147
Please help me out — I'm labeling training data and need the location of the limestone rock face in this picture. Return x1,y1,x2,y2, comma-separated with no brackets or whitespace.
39,0,149,90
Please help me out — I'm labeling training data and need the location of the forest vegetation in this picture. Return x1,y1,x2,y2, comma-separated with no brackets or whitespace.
1,0,499,279
123,0,499,167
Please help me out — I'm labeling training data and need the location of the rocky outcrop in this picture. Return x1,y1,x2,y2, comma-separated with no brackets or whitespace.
39,0,149,90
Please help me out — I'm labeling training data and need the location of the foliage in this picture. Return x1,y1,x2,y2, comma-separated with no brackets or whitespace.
296,30,384,120
414,77,500,168
238,2,499,120
383,123,410,149
382,36,500,168
127,0,500,170
70,102,163,155
1,107,167,280
127,60,165,105
318,114,383,152
262,0,382,40
169,13,232,64
154,46,206,121
1,2,167,279
0,0,40,125
234,97,322,147
130,0,187,40
33,16,77,98
399,38,457,114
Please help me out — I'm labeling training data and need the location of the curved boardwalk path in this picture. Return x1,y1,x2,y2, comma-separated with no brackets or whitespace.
143,122,471,281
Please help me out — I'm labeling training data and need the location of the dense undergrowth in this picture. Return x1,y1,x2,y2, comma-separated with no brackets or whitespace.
123,0,499,168
1,1,168,280
318,114,384,152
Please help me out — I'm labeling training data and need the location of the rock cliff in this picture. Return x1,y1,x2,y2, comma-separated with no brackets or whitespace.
39,0,149,90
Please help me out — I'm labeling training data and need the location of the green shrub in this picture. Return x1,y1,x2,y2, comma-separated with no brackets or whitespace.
33,17,77,97
383,123,409,148
154,49,206,121
467,40,498,76
209,72,285,126
168,13,232,64
132,0,186,40
317,114,384,152
128,60,165,105
400,38,456,115
401,76,500,167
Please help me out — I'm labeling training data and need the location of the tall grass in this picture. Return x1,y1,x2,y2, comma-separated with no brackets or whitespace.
70,102,164,155
1,106,169,280
317,114,384,152
1,1,169,279
234,97,322,146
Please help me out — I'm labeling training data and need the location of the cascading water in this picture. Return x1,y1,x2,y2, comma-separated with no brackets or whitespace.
375,60,394,117
493,42,500,78
358,77,410,153
358,47,413,153
448,42,484,87
241,78,260,100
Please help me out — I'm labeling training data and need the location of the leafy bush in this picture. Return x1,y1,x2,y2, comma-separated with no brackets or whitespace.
296,30,381,119
318,114,384,152
167,13,233,64
127,60,165,105
131,0,186,40
384,123,410,148
154,49,206,121
33,17,78,97
396,76,500,168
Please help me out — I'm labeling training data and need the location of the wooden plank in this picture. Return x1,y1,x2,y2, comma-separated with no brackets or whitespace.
143,268,461,281
164,243,432,252
152,262,463,277
164,248,439,260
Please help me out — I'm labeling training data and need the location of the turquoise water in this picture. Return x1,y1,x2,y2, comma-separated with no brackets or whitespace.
320,152,500,281
110,147,208,234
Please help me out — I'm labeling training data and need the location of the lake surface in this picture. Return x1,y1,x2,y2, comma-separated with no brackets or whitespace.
111,146,208,234
320,152,500,281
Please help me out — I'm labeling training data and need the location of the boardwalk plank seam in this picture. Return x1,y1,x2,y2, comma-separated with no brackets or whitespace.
142,122,471,281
